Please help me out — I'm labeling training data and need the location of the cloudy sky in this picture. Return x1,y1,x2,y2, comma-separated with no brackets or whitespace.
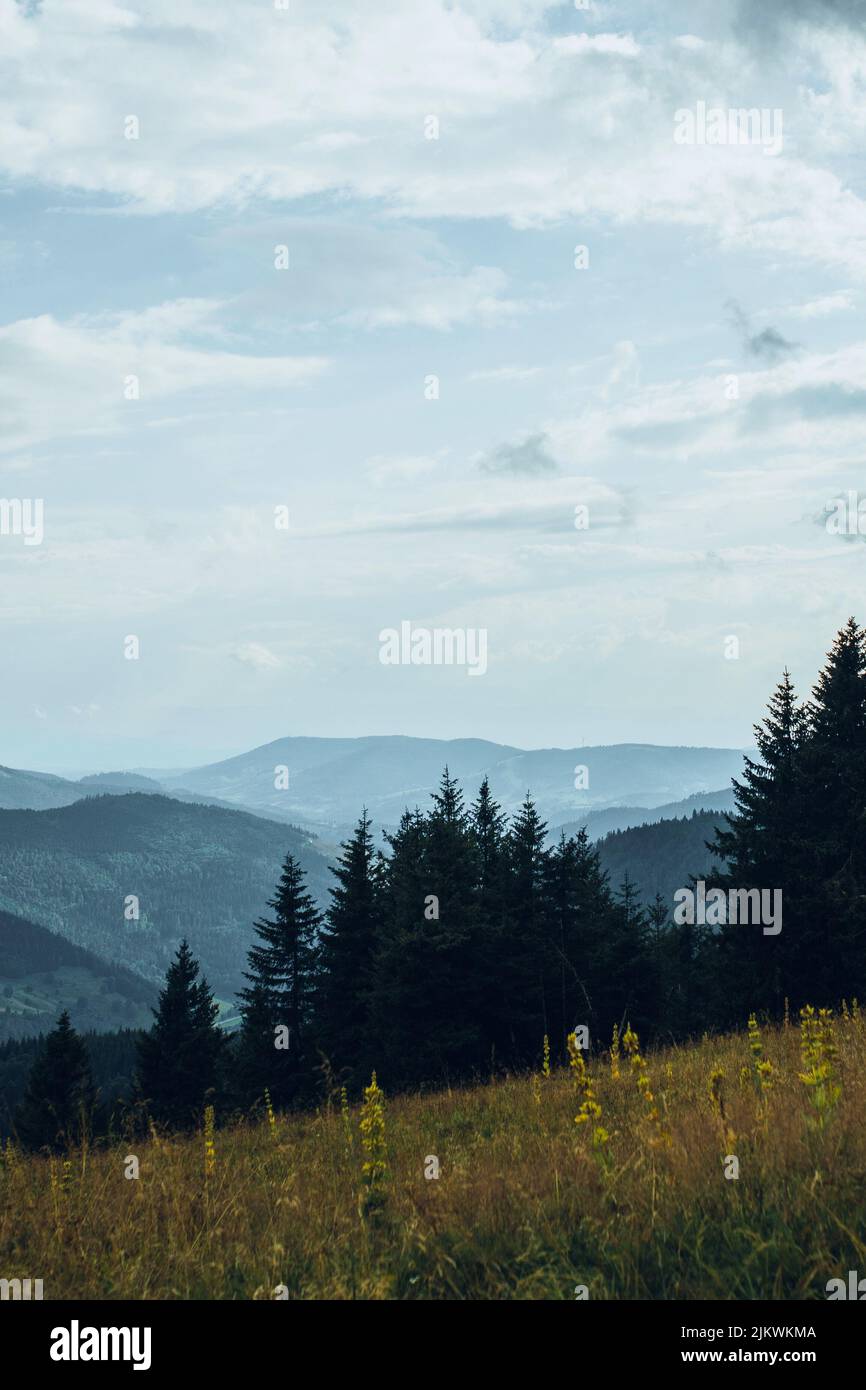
2,0,865,772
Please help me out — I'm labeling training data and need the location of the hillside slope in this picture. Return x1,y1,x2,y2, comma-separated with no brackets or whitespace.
0,794,330,998
0,910,156,1041
2,1016,862,1299
597,809,728,907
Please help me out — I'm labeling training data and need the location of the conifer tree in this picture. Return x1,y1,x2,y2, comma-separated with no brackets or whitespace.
371,772,484,1086
136,940,224,1130
236,853,322,1107
315,811,380,1086
497,792,550,1061
15,1010,95,1151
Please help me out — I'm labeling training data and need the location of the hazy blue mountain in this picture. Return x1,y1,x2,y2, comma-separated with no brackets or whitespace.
596,810,729,910
0,793,330,1000
78,772,164,793
554,786,737,842
0,909,157,1042
0,765,85,810
161,735,747,830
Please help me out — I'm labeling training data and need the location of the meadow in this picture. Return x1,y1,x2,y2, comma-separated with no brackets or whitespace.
1,1007,863,1301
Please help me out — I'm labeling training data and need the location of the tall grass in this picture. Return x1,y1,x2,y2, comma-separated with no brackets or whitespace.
1,1012,865,1300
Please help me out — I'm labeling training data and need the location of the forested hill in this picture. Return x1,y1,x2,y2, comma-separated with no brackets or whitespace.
597,809,728,906
0,910,156,1042
0,794,330,999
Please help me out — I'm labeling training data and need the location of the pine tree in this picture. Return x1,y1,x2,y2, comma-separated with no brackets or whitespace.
712,669,807,881
799,618,866,1002
315,811,380,1087
708,669,808,1020
236,853,322,1107
497,792,550,1062
371,771,484,1087
15,1011,96,1151
136,940,224,1130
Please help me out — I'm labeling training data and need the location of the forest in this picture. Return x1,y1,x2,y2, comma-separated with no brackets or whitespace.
7,618,866,1147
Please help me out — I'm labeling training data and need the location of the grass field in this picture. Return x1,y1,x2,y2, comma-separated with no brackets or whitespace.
1,1008,864,1300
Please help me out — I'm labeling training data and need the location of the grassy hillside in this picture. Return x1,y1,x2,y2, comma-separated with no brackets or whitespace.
0,793,330,998
2,1011,862,1299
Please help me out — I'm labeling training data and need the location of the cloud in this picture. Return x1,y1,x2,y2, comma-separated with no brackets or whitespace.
0,300,329,452
786,291,855,319
365,454,440,487
467,364,543,383
2,0,866,288
478,431,559,475
553,33,640,57
736,0,866,45
231,643,283,671
726,300,799,363
340,265,529,331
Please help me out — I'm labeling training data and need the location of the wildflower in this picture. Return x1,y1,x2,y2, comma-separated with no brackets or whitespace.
747,1013,774,1094
204,1105,216,1178
340,1085,353,1156
542,1034,551,1079
708,1066,736,1150
622,1024,669,1148
798,1006,841,1130
610,1023,621,1081
567,1032,608,1148
264,1087,277,1138
359,1072,388,1195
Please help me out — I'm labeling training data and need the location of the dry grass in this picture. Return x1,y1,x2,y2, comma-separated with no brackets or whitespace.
2,1011,865,1300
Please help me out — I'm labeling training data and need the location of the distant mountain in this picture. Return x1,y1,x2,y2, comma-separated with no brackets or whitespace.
0,793,330,1000
0,765,84,811
161,735,747,831
596,809,729,910
0,909,157,1042
78,772,164,793
554,787,737,842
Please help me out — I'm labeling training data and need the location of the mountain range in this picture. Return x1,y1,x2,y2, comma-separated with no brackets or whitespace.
0,736,745,837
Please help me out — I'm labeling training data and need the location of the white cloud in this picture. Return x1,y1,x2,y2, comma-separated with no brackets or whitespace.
366,454,441,486
0,0,865,283
232,642,283,671
0,300,329,452
553,33,640,57
467,364,543,383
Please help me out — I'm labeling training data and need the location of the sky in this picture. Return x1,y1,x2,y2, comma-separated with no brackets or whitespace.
1,0,866,772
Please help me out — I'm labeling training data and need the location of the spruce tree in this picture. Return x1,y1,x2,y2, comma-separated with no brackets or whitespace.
136,940,224,1130
315,811,380,1087
15,1011,96,1151
236,853,322,1107
371,771,484,1087
799,618,866,1003
498,792,550,1062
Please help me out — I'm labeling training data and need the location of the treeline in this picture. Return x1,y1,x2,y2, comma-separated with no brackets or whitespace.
596,809,727,910
0,1026,143,1141
9,619,866,1146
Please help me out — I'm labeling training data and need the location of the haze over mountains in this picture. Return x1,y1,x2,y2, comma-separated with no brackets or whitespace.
0,795,330,1001
1,736,745,841
155,736,745,835
0,736,742,1038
